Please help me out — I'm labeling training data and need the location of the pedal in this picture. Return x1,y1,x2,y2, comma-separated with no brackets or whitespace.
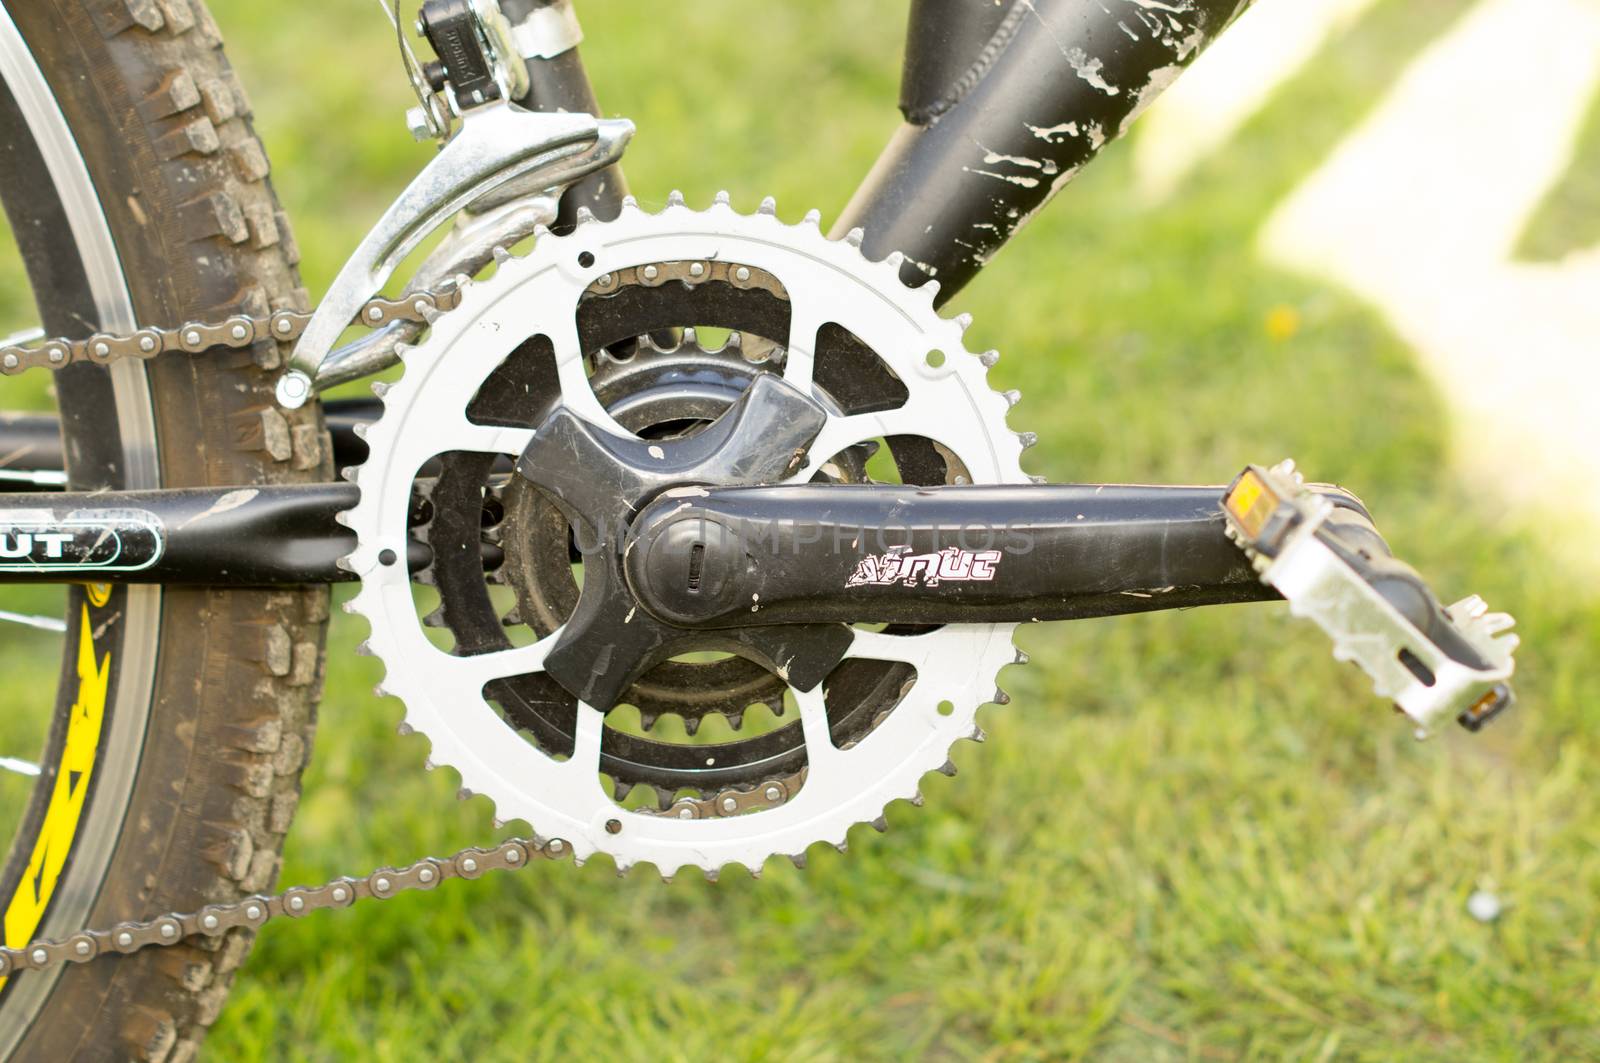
1221,460,1518,735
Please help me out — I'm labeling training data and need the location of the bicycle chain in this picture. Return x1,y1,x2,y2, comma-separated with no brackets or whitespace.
0,258,972,959
0,281,495,976
0,284,463,376
0,273,810,967
0,270,823,963
0,836,569,976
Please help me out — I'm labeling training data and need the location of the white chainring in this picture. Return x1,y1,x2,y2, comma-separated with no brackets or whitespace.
345,193,1030,877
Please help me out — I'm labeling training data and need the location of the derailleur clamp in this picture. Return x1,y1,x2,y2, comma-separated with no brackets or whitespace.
405,0,582,142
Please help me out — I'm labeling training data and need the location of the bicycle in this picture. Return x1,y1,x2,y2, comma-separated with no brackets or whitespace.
0,1,1518,1056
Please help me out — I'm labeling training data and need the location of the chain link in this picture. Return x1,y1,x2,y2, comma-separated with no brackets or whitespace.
0,835,569,976
0,285,465,377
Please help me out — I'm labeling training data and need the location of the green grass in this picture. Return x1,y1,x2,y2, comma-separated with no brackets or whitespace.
12,0,1600,1057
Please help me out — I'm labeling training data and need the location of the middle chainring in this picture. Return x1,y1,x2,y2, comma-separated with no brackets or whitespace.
346,193,1030,876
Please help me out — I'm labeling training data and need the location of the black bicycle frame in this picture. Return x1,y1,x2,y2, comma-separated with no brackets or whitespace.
843,0,1251,301
513,0,1252,296
0,0,1255,588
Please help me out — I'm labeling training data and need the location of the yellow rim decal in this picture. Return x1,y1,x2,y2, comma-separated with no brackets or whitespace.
85,582,111,608
0,603,110,990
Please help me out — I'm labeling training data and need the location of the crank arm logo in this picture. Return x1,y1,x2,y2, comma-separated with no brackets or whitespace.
0,509,164,573
846,545,1002,588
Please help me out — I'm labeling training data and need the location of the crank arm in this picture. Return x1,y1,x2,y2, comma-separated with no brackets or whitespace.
622,482,1373,626
276,102,633,408
621,474,1514,734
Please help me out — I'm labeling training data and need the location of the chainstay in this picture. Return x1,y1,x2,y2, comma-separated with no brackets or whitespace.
0,284,464,376
0,835,569,976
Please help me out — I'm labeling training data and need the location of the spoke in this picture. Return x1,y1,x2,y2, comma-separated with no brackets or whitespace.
0,609,65,633
0,757,39,778
0,412,66,484
0,469,66,487
0,327,43,348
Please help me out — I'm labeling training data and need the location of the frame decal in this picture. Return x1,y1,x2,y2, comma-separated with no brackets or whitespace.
0,509,163,574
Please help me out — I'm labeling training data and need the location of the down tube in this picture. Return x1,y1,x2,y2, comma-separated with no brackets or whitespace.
834,0,1252,304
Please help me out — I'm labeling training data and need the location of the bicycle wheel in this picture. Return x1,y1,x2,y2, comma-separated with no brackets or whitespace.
0,3,326,1058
